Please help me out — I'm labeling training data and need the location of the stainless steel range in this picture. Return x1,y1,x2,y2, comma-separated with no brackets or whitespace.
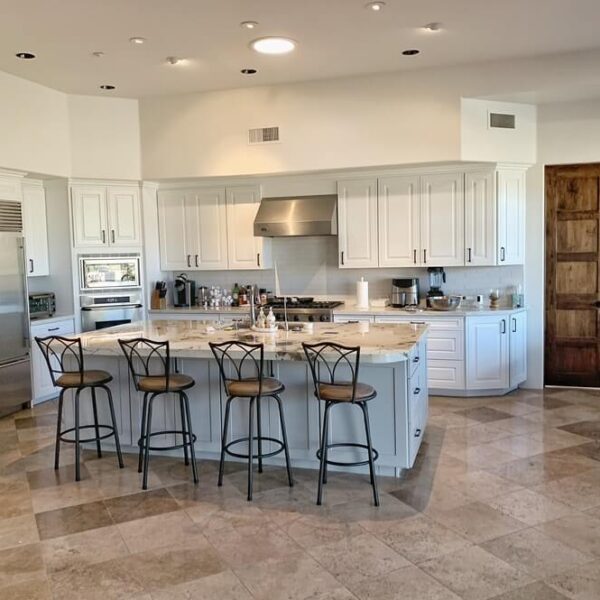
263,297,343,323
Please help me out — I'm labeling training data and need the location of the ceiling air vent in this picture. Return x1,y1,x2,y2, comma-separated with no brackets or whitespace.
0,200,22,232
249,126,280,144
489,112,516,129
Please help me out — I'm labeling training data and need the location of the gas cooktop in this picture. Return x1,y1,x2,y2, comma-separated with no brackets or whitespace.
264,297,344,310
262,297,344,322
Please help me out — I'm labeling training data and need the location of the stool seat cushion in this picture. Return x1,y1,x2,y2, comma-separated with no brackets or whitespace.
138,373,195,393
56,370,112,388
227,377,284,397
317,381,376,402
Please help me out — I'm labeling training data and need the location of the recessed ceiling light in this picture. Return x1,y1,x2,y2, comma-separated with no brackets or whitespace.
241,68,257,75
365,1,386,11
240,21,258,30
15,52,36,60
99,84,115,90
250,37,296,55
166,56,184,65
423,22,442,32
402,49,420,56
91,51,104,58
129,36,146,45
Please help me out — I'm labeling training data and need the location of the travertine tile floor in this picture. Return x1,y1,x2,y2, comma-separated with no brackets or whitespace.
1,388,600,599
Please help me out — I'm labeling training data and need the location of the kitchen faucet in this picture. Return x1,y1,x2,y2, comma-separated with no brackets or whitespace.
249,284,256,326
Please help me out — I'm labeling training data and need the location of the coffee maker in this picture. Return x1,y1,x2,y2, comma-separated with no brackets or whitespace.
426,267,446,307
391,278,420,307
174,274,196,307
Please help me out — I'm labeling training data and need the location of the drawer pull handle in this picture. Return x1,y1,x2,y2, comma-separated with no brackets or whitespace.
340,251,345,266
413,387,421,395
111,229,115,244
187,255,191,268
410,321,426,325
348,320,359,324
414,428,422,438
48,327,59,332
412,356,420,363
413,249,417,264
257,253,261,267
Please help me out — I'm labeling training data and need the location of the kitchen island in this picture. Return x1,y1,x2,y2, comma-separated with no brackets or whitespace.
64,320,429,476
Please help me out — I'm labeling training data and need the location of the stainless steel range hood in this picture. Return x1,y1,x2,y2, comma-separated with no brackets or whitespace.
254,195,338,237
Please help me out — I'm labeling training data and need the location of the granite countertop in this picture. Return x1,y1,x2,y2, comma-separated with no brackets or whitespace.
78,319,428,364
333,305,528,317
148,306,249,314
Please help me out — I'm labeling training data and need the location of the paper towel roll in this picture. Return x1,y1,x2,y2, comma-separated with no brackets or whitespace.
356,277,369,309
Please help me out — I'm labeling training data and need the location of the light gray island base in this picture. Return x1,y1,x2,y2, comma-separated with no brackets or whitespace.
62,320,429,476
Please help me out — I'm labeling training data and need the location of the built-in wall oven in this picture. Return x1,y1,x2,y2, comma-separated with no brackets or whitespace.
79,254,144,332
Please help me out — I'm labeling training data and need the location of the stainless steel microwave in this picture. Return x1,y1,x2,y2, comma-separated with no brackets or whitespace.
79,255,141,291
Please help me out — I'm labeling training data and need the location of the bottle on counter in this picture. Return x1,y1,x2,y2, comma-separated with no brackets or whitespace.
232,283,240,306
257,307,267,329
239,286,248,306
259,288,267,305
266,307,276,329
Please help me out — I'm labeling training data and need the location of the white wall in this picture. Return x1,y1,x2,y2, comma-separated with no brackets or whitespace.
68,95,141,180
0,71,70,176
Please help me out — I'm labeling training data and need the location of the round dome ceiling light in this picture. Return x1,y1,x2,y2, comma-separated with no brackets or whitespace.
241,21,258,30
91,51,105,58
423,22,442,32
166,56,183,65
402,49,420,56
241,68,257,75
250,37,296,55
99,84,116,90
129,36,146,44
365,2,386,11
16,52,36,59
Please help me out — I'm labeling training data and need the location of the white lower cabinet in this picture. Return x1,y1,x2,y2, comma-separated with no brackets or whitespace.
30,318,75,403
466,315,509,390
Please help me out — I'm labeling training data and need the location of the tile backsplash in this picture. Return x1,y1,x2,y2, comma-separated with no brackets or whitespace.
168,236,523,304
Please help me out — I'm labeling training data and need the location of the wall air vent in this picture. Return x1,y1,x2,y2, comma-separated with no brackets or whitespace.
489,112,516,129
0,200,22,232
249,126,280,144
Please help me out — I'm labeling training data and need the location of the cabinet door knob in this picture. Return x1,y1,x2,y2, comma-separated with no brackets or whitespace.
414,428,422,438
412,356,420,363
413,387,421,395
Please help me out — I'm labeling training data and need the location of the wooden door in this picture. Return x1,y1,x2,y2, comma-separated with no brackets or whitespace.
546,164,600,386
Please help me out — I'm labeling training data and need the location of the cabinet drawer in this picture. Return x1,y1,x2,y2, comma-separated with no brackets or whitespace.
428,359,465,390
407,368,426,466
428,328,464,360
31,319,75,338
408,340,424,375
333,315,374,323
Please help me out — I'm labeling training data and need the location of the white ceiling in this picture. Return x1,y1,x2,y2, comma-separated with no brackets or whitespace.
2,0,600,98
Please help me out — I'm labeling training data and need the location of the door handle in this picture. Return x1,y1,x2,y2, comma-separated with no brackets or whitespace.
101,230,106,244
500,246,506,262
423,249,427,263
413,249,417,264
341,251,345,265
500,319,506,334
29,259,34,273
187,255,191,268
468,247,472,263
257,253,261,267
195,255,199,267
111,229,115,244
512,317,517,333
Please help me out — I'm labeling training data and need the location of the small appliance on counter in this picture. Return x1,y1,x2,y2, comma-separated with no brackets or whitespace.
391,278,419,308
174,274,196,307
150,281,167,310
29,292,56,320
426,267,446,308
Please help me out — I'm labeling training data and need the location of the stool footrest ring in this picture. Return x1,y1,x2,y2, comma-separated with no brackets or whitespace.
59,424,117,445
316,442,379,468
137,430,197,453
225,436,285,460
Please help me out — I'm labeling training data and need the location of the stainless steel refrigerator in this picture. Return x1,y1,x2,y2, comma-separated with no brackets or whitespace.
0,225,32,418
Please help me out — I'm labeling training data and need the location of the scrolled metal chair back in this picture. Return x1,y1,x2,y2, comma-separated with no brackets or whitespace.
35,336,84,386
209,341,264,395
118,338,170,392
302,341,361,403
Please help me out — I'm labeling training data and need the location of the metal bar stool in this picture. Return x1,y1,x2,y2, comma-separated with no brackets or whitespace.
210,341,293,501
118,338,198,490
34,335,124,481
302,341,379,506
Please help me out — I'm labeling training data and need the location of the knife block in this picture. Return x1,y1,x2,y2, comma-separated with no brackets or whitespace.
150,290,167,310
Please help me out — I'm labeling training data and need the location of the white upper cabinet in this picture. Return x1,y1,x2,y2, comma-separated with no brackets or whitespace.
509,310,527,387
420,172,465,266
71,186,108,247
466,315,509,390
337,178,379,268
158,189,190,271
71,183,141,248
107,187,142,247
226,185,271,270
21,182,49,277
497,168,526,265
378,175,420,267
464,170,496,266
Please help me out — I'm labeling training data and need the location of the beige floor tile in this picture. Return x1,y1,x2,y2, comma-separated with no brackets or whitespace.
540,513,600,558
307,532,410,587
390,480,474,514
529,428,592,451
234,554,344,600
450,469,523,501
0,577,52,600
103,488,179,524
490,581,571,600
481,527,593,578
35,499,114,540
545,560,600,600
532,469,600,511
31,478,105,513
487,434,549,458
489,489,575,525
0,542,46,588
0,478,33,519
443,442,519,469
442,423,513,445
366,514,471,564
150,569,253,600
41,524,129,573
430,501,527,543
280,511,364,549
0,514,39,550
420,545,533,600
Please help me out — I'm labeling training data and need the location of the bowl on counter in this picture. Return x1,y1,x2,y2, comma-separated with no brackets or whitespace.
427,296,462,311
